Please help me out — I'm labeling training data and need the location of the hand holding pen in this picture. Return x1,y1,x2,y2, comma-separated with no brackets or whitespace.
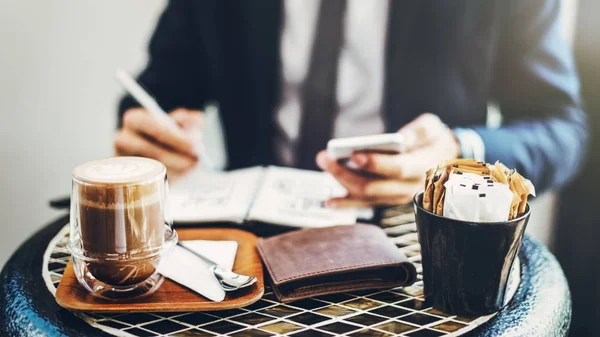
114,69,215,177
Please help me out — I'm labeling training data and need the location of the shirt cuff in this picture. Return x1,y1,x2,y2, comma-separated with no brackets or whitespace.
453,128,485,162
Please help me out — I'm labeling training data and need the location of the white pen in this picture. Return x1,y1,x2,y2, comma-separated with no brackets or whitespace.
116,69,215,170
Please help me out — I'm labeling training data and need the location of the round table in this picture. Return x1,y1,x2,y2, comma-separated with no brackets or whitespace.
0,213,571,337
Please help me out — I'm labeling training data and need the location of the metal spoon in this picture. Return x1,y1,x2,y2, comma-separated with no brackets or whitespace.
178,244,257,291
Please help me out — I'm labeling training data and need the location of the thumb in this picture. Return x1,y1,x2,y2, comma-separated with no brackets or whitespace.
170,109,204,155
170,108,204,130
398,113,446,151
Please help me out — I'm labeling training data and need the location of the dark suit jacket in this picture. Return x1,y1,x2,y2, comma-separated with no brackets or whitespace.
119,0,587,193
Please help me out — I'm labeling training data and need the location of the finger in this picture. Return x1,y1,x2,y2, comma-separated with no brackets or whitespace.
122,108,197,157
325,197,374,209
321,156,372,197
350,152,402,179
398,113,447,151
316,150,331,171
326,194,414,208
115,129,197,172
393,148,441,179
351,150,433,180
170,109,204,152
170,108,204,130
360,179,422,201
114,129,198,172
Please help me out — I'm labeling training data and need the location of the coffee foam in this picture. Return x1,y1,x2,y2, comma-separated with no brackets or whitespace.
74,157,165,185
74,157,166,208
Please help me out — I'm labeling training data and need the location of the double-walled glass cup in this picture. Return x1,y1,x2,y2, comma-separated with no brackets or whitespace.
67,157,178,299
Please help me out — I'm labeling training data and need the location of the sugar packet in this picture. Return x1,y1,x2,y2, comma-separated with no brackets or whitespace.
423,159,535,222
442,173,513,222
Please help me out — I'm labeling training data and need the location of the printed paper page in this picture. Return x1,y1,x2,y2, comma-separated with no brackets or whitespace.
247,166,362,227
169,166,264,223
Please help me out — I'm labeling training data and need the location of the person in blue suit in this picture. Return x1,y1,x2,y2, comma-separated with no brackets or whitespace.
115,0,587,208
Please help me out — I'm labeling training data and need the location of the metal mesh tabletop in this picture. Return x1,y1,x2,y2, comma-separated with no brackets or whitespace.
43,206,515,337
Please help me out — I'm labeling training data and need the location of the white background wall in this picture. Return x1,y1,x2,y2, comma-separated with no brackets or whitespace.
0,0,166,267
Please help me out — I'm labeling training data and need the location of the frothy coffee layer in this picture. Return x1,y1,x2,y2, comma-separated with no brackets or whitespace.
73,157,167,286
73,156,166,186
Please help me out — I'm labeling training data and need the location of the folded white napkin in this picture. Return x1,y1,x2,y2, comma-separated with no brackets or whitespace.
443,173,513,222
157,240,238,302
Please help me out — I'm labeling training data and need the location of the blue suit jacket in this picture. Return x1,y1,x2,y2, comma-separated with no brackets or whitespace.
119,0,587,193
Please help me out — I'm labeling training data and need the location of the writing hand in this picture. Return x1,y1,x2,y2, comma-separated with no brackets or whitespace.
114,108,203,177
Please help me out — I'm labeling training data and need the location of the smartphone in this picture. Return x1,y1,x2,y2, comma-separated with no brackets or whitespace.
327,133,405,175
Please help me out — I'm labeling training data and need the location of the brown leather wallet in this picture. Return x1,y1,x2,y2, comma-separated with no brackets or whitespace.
256,224,417,302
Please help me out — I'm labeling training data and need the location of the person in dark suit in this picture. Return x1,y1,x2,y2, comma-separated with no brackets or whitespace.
115,0,587,208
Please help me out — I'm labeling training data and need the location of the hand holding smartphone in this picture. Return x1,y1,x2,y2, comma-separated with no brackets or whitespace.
327,133,405,176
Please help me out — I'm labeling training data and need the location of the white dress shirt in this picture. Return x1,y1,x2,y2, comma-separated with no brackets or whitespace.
275,0,389,166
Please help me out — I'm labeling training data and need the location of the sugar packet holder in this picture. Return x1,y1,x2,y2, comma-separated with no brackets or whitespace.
423,159,535,221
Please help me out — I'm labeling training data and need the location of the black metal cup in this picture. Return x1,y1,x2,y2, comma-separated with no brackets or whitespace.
413,191,530,316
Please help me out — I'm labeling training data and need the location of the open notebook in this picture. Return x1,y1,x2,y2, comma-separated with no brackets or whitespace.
169,166,372,228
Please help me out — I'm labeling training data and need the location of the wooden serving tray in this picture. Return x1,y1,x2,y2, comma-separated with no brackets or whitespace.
55,228,264,312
